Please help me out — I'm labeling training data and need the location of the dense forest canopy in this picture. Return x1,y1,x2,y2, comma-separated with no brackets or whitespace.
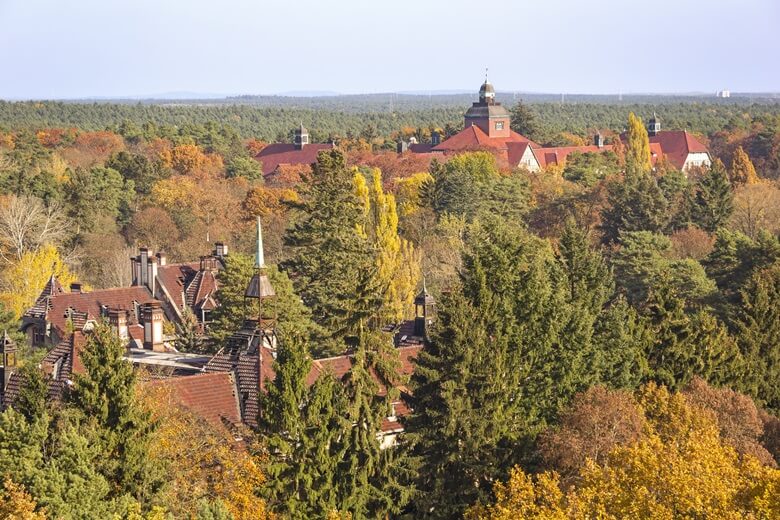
1,94,779,144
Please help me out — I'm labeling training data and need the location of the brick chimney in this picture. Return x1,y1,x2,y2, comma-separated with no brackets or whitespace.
142,301,165,352
107,308,128,340
155,251,167,266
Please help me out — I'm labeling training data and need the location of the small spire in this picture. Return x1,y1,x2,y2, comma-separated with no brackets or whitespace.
255,217,265,269
485,67,489,83
422,275,427,294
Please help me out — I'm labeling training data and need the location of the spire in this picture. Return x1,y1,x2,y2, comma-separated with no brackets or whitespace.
254,217,265,269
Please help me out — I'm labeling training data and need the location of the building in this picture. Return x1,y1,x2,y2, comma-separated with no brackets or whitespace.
255,124,334,177
406,77,712,173
403,75,537,163
21,243,228,350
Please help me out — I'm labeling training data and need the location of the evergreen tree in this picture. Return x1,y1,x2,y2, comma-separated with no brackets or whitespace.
557,220,613,315
336,331,414,519
261,334,346,518
733,264,780,412
282,150,380,345
68,322,164,504
600,172,669,244
174,307,204,353
729,146,759,186
691,158,734,232
12,361,48,423
509,100,541,142
625,112,652,174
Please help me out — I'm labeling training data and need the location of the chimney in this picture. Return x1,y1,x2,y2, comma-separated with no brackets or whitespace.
130,255,139,286
107,309,128,340
146,255,157,295
1,331,17,395
431,131,441,146
294,124,309,150
594,132,605,148
155,251,166,266
396,140,408,154
139,248,149,287
70,283,82,294
142,301,165,352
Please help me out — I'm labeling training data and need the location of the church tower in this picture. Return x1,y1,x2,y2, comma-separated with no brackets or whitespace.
244,217,277,349
463,71,511,138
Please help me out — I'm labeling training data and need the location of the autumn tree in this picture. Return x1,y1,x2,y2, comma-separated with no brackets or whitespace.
0,194,70,263
625,112,652,174
0,478,46,520
730,146,759,186
354,169,421,325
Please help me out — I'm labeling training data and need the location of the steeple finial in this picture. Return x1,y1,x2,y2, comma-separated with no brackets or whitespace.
254,217,265,269
485,67,489,83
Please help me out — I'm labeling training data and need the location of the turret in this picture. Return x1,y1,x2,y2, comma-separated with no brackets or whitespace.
244,217,277,348
413,283,436,338
294,124,309,150
647,113,661,137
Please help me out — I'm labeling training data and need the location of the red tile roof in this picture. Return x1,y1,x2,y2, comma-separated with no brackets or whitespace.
431,125,538,153
648,131,709,169
528,142,663,169
145,372,242,428
44,287,155,335
255,143,334,176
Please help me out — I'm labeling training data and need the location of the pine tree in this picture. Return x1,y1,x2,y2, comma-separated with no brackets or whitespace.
12,361,48,423
509,100,541,142
625,112,652,174
68,322,165,504
557,220,613,315
692,158,734,232
730,146,759,186
174,307,204,352
282,150,380,345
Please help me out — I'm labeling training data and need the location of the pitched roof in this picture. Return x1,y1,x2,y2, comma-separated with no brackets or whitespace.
23,275,65,320
527,142,663,169
144,372,242,428
40,332,88,401
42,287,155,336
648,130,710,169
431,125,538,153
255,143,334,176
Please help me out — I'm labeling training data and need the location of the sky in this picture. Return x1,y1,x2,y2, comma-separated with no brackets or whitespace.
0,0,778,99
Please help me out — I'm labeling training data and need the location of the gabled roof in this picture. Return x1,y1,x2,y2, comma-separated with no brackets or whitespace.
648,130,710,169
24,275,65,320
431,125,538,153
39,332,88,401
255,143,334,176
525,142,663,169
144,372,242,428
37,287,155,336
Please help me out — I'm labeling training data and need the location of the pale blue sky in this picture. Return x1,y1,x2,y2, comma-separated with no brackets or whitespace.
0,0,778,99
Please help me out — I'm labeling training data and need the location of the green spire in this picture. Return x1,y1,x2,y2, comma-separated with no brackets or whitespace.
255,216,265,269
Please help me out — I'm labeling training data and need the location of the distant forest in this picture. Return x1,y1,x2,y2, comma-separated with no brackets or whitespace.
2,93,779,144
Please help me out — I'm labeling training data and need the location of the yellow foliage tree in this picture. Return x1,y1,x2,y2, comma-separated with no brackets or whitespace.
626,112,652,173
0,243,76,318
394,172,433,217
730,146,759,186
139,382,271,520
0,478,46,520
355,169,421,324
466,383,780,519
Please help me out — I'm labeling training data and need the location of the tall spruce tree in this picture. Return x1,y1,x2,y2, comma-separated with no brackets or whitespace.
691,158,734,233
282,150,380,345
261,335,346,518
733,263,780,412
600,172,669,244
68,322,164,505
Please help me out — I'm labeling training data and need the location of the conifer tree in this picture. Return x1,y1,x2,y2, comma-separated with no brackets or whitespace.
625,112,652,174
557,220,613,315
68,322,164,504
509,100,541,142
692,158,734,232
283,150,380,345
600,171,669,244
730,146,759,186
13,360,48,423
261,335,346,518
336,331,413,519
734,264,780,412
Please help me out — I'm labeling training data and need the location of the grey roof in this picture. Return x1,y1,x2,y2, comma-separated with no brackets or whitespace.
245,273,276,299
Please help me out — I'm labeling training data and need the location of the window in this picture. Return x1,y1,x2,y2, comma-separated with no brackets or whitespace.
495,121,505,130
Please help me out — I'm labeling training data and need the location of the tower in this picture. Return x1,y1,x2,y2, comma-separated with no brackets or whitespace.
294,124,309,150
464,72,511,138
244,217,277,349
413,282,436,338
647,113,661,137
0,331,17,395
